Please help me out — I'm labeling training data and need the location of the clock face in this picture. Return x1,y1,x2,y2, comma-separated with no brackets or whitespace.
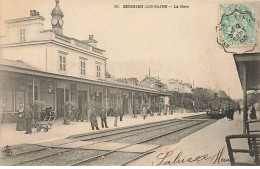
59,19,64,27
51,18,58,25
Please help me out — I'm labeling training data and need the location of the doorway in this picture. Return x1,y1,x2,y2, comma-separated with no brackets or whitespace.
78,91,88,120
56,88,69,118
93,92,102,114
123,96,129,114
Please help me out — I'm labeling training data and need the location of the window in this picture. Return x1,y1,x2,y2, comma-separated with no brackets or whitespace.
2,91,13,112
96,65,101,78
15,91,25,111
28,85,38,104
41,81,55,110
80,60,86,75
20,28,25,43
59,55,66,71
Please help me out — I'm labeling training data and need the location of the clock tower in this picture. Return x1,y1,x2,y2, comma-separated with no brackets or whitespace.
51,0,64,35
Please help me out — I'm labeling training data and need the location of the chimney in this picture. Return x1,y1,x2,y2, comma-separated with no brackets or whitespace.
149,68,151,77
89,35,93,40
30,10,39,16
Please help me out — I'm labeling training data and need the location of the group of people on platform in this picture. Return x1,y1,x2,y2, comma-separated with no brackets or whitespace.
226,105,235,120
16,103,55,134
226,104,258,121
16,103,34,134
15,102,258,133
89,105,154,130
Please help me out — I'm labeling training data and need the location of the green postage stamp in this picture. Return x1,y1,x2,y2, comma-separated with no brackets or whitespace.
217,3,258,54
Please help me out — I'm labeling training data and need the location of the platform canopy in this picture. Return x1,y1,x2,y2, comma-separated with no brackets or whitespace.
233,52,260,133
234,53,260,91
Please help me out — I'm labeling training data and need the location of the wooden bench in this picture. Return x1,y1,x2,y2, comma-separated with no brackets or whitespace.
225,120,260,166
246,120,260,156
225,134,260,166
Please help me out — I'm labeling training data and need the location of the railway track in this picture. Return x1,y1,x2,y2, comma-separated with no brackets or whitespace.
14,120,193,166
23,120,214,165
1,118,181,165
1,118,180,159
71,120,212,166
0,114,217,166
182,114,212,119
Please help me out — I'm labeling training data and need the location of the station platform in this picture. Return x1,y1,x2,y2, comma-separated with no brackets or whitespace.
0,112,204,148
130,112,260,166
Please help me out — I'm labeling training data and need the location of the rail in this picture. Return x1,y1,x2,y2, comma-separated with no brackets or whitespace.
70,120,207,166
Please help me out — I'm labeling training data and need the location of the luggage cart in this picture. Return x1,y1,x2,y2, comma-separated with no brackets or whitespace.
36,116,56,132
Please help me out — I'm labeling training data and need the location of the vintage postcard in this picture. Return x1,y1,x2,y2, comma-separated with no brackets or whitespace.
0,0,259,166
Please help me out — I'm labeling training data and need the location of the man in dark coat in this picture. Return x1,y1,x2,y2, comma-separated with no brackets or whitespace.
250,105,257,119
229,106,234,120
100,107,108,128
23,104,34,134
119,106,124,121
90,107,99,130
114,106,119,127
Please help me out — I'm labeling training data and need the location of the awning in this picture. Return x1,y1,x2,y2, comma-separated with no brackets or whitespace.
234,53,260,90
0,62,170,96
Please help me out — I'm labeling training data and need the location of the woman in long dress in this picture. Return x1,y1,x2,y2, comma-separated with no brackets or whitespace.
16,104,25,131
250,105,257,119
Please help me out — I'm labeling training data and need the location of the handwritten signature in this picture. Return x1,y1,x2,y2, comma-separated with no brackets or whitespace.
152,147,230,166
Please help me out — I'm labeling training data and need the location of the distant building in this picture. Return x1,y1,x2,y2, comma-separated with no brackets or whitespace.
167,79,192,93
140,76,169,112
140,76,168,92
109,77,140,86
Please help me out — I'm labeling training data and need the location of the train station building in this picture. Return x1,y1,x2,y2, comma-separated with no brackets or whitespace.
0,1,170,122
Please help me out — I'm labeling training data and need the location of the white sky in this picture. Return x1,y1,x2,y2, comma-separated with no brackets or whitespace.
1,0,258,99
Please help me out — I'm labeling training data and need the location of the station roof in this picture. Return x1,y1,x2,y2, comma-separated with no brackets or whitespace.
0,58,170,96
233,53,260,90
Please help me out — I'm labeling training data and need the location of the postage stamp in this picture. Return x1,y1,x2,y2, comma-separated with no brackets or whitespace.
217,3,258,54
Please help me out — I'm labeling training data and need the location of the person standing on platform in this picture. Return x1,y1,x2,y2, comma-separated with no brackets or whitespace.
142,106,147,120
16,103,25,131
238,105,241,114
250,105,257,119
119,106,124,121
24,104,34,134
245,106,249,122
90,107,99,130
114,106,119,127
100,107,108,128
229,105,234,120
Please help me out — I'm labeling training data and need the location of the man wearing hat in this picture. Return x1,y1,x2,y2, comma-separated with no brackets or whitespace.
229,105,234,120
